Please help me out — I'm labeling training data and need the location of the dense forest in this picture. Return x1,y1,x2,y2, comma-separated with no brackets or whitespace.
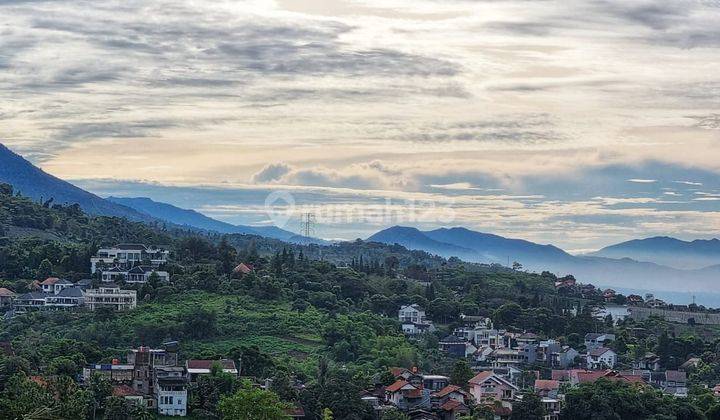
3,183,720,419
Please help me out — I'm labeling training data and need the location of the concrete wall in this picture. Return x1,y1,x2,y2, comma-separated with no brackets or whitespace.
629,307,720,325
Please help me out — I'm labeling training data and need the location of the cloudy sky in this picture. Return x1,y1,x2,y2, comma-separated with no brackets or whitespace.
2,0,720,251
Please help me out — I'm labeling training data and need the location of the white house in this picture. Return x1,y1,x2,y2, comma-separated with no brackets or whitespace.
399,304,434,336
586,347,617,369
84,284,137,311
91,244,169,273
584,333,615,351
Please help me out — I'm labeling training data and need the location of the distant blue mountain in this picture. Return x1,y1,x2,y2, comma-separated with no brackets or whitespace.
589,236,720,269
367,226,476,259
366,225,720,294
0,143,155,222
106,196,301,241
368,225,572,266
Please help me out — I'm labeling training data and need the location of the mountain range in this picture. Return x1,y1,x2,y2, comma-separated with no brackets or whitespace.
0,143,307,242
3,142,720,294
588,236,720,270
367,226,720,294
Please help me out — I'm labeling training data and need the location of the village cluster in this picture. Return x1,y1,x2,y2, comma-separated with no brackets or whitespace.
0,244,170,314
382,303,701,420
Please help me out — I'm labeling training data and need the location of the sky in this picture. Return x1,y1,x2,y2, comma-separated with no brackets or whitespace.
2,0,720,252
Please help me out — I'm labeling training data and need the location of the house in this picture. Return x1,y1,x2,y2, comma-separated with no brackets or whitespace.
91,244,169,273
584,333,615,350
534,380,560,398
402,321,436,336
399,304,435,336
550,347,579,369
0,288,16,306
13,292,49,312
627,294,644,305
603,289,617,301
656,370,688,398
100,265,169,284
490,348,527,368
385,380,430,411
473,345,495,363
468,371,518,403
554,276,576,288
571,370,645,386
45,287,85,308
438,399,470,420
680,357,701,372
186,359,238,382
84,284,137,311
83,362,134,384
233,263,254,275
439,336,476,358
431,385,469,408
154,366,188,416
422,375,450,392
112,384,147,407
399,304,427,324
516,333,540,346
536,340,562,365
40,277,73,294
586,347,617,369
75,279,94,291
633,353,661,371
712,384,720,397
541,397,561,420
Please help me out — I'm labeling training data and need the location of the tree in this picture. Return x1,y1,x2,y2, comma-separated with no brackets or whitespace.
511,392,545,420
217,380,291,420
38,258,53,279
450,360,474,387
104,396,130,420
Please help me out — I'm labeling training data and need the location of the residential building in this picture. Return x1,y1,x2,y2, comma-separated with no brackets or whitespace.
490,348,527,368
439,335,477,358
100,265,169,284
468,371,518,403
534,380,560,398
584,333,615,350
84,362,135,384
385,380,430,411
0,288,16,306
422,375,450,392
154,366,188,416
633,353,661,371
399,304,435,336
570,370,645,386
587,347,617,369
91,244,169,273
186,359,238,382
85,284,137,311
550,347,579,369
39,277,73,294
13,292,50,312
45,287,85,308
399,304,427,324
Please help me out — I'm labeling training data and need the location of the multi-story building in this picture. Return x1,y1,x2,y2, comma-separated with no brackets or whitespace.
399,304,435,336
91,244,169,273
155,366,188,417
85,284,137,311
586,347,617,369
99,266,169,284
14,284,85,313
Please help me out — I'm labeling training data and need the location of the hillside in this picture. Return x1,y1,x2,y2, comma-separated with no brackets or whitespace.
0,144,156,222
107,196,297,240
590,236,720,270
366,225,720,297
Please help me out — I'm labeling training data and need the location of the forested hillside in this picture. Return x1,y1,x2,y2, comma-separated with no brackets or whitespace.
2,182,720,419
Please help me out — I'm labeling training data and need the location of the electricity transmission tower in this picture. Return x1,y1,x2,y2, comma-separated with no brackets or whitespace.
301,212,316,238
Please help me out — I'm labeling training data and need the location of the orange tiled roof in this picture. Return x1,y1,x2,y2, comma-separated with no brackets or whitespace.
534,379,560,390
386,380,411,393
469,371,494,385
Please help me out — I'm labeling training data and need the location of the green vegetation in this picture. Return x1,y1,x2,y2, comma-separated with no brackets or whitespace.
4,183,720,419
